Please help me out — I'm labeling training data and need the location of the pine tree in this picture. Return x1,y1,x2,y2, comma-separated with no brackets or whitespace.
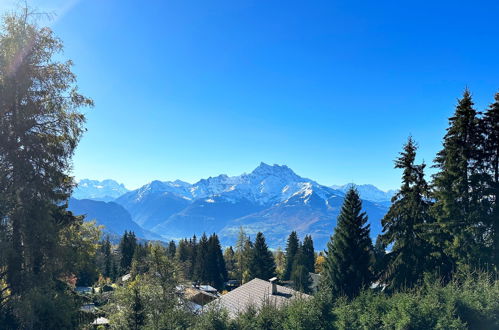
322,188,373,298
120,231,137,273
103,236,113,279
283,231,300,280
380,137,435,290
291,249,312,293
431,90,489,271
302,235,315,274
223,247,236,278
167,240,176,259
0,7,92,326
249,232,276,281
235,227,249,282
241,239,254,283
194,233,209,283
127,286,145,330
483,93,499,269
206,234,228,290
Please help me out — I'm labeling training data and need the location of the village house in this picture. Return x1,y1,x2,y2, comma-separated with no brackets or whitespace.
206,277,310,318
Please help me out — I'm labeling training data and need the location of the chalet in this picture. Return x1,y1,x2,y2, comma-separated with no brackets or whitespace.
206,277,310,318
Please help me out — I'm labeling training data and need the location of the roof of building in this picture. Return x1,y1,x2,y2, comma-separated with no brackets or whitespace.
92,317,110,325
206,278,310,318
196,284,218,292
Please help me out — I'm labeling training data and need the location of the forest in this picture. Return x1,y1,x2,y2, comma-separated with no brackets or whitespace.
0,7,498,330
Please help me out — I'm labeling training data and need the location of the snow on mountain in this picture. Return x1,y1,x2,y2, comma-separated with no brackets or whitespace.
113,163,390,249
331,183,396,204
73,179,129,202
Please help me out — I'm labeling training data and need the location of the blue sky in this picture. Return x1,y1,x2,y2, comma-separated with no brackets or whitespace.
3,0,499,190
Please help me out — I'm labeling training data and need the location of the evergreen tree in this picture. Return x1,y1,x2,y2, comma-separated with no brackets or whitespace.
224,246,236,278
302,235,315,274
483,93,499,269
127,286,145,330
120,231,137,273
372,236,387,281
131,243,149,276
241,239,254,283
235,227,249,282
283,231,300,280
249,232,276,280
431,90,489,271
188,235,198,279
0,7,93,327
322,188,373,298
291,249,312,293
380,137,435,290
167,240,177,259
207,234,228,290
194,233,209,283
103,236,113,279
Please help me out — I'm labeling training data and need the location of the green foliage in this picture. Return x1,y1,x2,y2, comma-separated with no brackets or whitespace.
167,240,176,259
283,231,300,280
249,232,276,281
224,246,236,278
127,286,145,330
302,235,315,274
119,231,137,274
206,234,228,290
0,6,93,327
322,188,373,298
483,93,499,270
192,306,230,330
431,90,491,272
380,137,435,291
107,244,192,329
332,271,499,329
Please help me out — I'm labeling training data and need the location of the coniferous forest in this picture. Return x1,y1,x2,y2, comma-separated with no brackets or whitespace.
1,6,499,330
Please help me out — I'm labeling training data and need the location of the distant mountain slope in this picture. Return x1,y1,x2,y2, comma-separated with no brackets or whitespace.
68,198,160,240
331,183,396,204
115,163,390,249
73,179,129,202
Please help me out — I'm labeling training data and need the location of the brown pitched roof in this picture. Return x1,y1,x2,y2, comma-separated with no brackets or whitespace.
207,278,310,318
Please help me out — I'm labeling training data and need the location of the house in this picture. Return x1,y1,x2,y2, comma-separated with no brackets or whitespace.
184,287,219,313
206,277,310,318
91,317,109,328
194,284,219,296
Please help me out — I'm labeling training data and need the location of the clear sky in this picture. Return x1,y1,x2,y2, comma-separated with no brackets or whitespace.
2,0,499,190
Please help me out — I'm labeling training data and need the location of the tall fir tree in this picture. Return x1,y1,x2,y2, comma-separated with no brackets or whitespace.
127,286,145,330
235,227,249,282
167,240,176,259
483,93,499,269
0,7,96,327
283,231,300,280
206,234,228,290
302,235,315,274
120,231,137,274
103,236,113,279
380,137,435,290
193,233,209,283
249,232,276,281
431,90,489,271
291,249,312,293
223,246,236,278
322,188,373,298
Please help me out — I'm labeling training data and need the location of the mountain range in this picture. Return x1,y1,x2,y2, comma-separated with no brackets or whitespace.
70,163,394,249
